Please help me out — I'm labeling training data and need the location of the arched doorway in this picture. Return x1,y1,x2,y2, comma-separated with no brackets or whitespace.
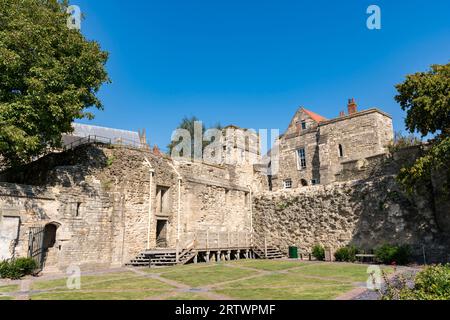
28,222,60,270
43,224,57,249
42,223,60,269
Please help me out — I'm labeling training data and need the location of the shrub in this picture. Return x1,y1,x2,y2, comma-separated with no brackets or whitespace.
375,244,411,265
0,260,9,278
312,245,325,261
0,258,38,280
413,264,450,299
14,258,38,275
382,264,450,300
334,246,358,262
387,131,422,154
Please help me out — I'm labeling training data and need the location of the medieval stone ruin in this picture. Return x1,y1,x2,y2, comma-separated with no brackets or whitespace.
0,99,449,272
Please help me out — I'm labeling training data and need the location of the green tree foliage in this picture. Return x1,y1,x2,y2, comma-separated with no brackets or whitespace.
0,0,109,166
395,63,450,192
167,116,222,156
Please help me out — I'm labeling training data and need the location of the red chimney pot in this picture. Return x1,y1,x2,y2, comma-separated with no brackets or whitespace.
348,98,358,115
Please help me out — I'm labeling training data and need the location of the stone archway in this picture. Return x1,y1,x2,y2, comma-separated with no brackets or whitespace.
42,222,60,269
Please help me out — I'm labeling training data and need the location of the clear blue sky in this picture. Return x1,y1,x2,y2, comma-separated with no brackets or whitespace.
73,0,450,150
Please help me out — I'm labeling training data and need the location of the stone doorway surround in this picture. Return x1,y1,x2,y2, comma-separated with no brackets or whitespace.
156,218,168,248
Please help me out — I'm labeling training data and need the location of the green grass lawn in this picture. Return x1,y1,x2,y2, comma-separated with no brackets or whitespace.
217,284,354,300
0,285,19,293
31,290,168,300
0,296,13,300
31,272,139,291
161,264,255,287
229,259,306,271
291,263,392,283
166,292,211,300
7,260,389,300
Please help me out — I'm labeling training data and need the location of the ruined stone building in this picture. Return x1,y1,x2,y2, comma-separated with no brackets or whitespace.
0,99,449,271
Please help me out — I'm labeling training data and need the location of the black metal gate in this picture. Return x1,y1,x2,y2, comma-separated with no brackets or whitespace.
28,227,45,270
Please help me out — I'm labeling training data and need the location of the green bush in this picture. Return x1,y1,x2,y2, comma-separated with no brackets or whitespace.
382,264,450,300
312,245,325,261
334,246,358,262
0,258,38,280
413,264,450,299
375,244,411,265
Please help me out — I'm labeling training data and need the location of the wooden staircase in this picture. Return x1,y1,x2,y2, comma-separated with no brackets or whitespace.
253,246,285,259
252,233,286,259
126,231,286,267
127,247,196,267
127,238,197,267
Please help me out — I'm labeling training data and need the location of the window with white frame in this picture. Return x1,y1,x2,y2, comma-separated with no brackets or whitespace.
297,148,307,169
283,179,292,189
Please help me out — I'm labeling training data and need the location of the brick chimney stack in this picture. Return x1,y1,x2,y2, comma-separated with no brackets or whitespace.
152,145,162,156
339,111,345,117
348,98,357,115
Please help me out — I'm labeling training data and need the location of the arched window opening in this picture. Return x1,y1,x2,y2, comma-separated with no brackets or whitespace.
43,224,58,249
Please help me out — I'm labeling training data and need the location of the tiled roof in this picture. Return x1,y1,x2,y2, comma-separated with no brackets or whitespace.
302,108,328,123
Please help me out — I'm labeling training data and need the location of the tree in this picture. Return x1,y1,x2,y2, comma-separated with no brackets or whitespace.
0,0,109,166
167,116,222,157
395,63,450,192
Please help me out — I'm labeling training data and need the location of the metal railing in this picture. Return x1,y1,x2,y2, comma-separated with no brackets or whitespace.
63,135,112,151
62,135,149,152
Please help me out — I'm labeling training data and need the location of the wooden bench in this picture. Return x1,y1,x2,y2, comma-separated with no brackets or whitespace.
356,254,376,263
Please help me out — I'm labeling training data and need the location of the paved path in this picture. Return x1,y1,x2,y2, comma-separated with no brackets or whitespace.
335,266,422,300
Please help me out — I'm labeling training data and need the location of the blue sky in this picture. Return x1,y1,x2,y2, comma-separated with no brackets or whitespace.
73,0,450,150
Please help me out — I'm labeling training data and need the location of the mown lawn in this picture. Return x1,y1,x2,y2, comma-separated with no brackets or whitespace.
0,260,390,300
161,264,255,287
228,259,306,271
0,285,19,293
31,290,167,300
166,292,211,300
31,272,139,291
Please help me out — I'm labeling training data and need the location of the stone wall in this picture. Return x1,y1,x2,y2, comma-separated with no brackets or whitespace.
177,161,253,235
253,176,450,263
273,108,394,190
0,144,256,270
0,181,119,270
318,110,393,185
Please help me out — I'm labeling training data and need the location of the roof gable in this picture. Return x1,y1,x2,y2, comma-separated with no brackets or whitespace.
302,108,327,123
282,107,327,137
